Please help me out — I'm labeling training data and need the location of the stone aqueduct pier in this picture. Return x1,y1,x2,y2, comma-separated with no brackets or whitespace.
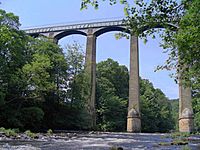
24,20,194,132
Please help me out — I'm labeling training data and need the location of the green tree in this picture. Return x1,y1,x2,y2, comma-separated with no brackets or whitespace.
175,0,200,91
140,79,174,132
41,42,92,130
0,9,35,129
169,99,179,131
0,9,70,130
81,0,199,82
0,7,178,132
0,9,30,105
81,0,199,87
20,107,44,131
81,0,199,132
192,91,200,131
97,58,129,99
96,58,174,132
22,37,68,101
64,42,85,108
96,59,128,131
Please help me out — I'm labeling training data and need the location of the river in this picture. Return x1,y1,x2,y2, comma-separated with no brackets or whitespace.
0,132,199,150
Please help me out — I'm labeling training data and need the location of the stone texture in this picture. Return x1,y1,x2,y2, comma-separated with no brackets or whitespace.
179,118,194,133
127,108,141,132
85,29,96,128
29,20,195,133
127,36,141,132
179,81,194,132
46,32,58,44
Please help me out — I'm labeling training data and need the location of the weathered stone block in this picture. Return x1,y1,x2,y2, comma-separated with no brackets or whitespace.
127,108,141,132
179,118,194,133
127,117,141,133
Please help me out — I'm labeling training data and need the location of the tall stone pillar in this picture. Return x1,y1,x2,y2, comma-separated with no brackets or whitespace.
127,35,141,132
85,29,96,128
179,80,194,132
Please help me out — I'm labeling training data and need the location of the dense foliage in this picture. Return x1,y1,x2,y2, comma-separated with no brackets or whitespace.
1,8,194,132
96,59,128,131
0,9,90,131
175,0,200,91
96,59,174,132
81,0,199,88
81,0,200,132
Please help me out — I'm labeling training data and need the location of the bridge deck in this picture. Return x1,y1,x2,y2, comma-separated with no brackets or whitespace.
24,20,124,34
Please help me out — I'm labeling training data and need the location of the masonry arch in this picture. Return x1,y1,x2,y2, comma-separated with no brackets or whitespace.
57,33,87,59
24,20,193,133
55,30,87,41
94,26,130,37
85,26,140,131
95,31,130,67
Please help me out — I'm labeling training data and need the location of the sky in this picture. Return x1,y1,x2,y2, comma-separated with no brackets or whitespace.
0,0,179,99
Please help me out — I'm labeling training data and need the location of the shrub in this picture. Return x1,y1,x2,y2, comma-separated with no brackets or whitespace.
20,107,44,131
0,128,18,137
47,129,53,136
24,130,37,138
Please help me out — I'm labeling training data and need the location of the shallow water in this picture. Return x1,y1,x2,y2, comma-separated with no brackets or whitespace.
0,132,199,150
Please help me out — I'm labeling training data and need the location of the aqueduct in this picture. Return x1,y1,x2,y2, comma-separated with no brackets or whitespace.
24,20,194,132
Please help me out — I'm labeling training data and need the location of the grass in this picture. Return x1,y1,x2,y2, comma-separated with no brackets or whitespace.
171,139,188,145
24,130,38,139
47,129,53,136
0,127,18,137
170,132,190,139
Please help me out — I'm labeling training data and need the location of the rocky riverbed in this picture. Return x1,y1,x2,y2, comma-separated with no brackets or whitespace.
0,132,199,150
